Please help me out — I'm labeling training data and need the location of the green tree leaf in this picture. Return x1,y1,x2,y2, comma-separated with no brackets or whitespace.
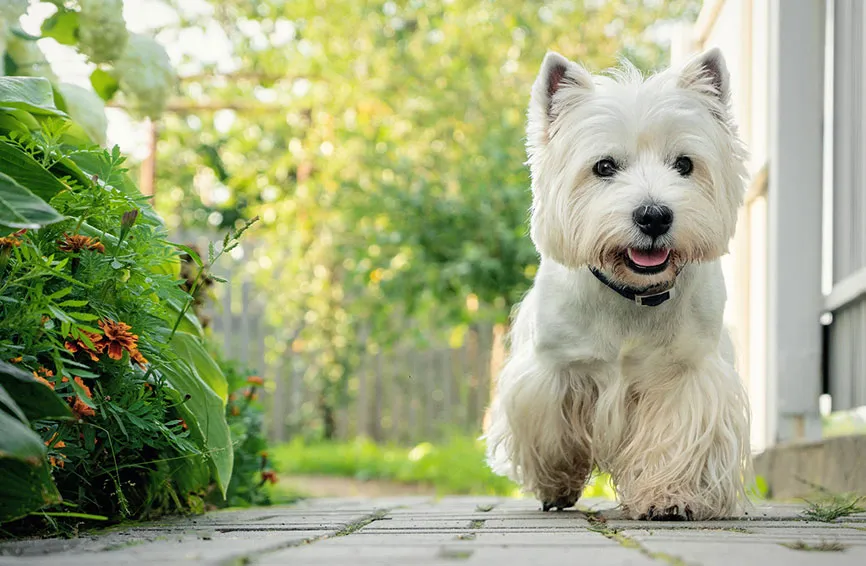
89,69,119,102
0,172,65,230
41,10,80,46
0,361,72,421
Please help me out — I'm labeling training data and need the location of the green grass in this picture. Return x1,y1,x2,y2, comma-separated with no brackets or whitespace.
271,436,519,496
271,436,617,498
802,493,865,522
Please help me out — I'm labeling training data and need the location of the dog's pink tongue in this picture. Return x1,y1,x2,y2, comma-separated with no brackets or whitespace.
628,248,670,267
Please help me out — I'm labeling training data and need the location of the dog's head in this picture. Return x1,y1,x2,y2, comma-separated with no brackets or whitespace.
526,48,747,289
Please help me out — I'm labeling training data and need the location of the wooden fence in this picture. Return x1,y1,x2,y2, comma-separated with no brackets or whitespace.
181,233,499,445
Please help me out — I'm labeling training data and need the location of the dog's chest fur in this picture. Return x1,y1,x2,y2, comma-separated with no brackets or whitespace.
527,257,728,382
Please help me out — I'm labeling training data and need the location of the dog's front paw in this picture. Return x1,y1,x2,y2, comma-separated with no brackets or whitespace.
637,504,694,521
541,493,579,512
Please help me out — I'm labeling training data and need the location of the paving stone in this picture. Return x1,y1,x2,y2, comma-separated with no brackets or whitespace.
1,497,861,565
621,527,866,544
359,518,479,532
461,546,659,565
313,531,615,547
258,539,650,566
635,540,866,566
0,530,328,566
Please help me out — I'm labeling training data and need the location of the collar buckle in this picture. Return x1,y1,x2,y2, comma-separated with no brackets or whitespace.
634,288,674,307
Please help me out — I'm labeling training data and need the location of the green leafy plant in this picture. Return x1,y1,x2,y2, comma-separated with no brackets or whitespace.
215,356,276,508
2,0,175,145
0,76,253,533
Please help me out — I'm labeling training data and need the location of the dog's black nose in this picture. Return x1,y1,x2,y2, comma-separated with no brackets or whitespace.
633,205,673,238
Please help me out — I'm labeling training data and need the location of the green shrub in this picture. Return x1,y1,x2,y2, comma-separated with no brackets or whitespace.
0,76,254,533
215,355,276,508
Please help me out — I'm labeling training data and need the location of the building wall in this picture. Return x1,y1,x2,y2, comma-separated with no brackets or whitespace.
674,0,772,452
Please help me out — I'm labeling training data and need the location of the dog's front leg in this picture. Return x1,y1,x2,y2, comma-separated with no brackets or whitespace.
609,354,750,521
485,350,595,511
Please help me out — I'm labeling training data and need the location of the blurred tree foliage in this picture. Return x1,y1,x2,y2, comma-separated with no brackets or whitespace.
152,0,699,437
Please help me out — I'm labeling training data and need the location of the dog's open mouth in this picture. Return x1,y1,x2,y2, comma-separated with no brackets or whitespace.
624,247,671,275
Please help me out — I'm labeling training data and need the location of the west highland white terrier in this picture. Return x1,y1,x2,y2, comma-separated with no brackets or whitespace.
484,48,751,521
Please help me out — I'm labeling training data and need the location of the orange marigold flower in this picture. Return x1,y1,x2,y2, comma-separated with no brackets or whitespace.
179,418,188,431
73,376,93,399
246,375,264,386
32,366,56,389
0,236,22,250
71,398,96,418
9,356,22,363
49,456,65,468
129,348,149,369
68,376,95,419
261,470,278,485
45,434,66,450
98,319,139,361
65,331,104,362
33,374,54,388
58,233,105,254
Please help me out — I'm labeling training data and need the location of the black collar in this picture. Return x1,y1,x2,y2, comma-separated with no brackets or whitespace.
589,267,674,307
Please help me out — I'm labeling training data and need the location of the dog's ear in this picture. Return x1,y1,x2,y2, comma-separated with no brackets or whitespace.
677,47,730,105
528,52,594,148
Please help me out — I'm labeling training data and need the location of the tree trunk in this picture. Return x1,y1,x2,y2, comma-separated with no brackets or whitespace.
319,394,336,440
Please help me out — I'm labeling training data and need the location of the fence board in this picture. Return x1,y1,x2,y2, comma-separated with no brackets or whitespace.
181,232,499,444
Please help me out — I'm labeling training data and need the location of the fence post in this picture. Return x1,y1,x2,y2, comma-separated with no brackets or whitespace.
766,0,825,445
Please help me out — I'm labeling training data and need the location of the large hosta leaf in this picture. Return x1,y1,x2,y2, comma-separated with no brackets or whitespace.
164,299,205,339
170,331,227,401
0,77,67,117
0,172,64,231
159,346,233,499
0,361,72,421
0,408,61,523
0,141,68,202
0,108,41,133
0,383,28,423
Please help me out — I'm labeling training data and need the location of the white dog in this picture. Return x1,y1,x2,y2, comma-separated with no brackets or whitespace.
484,48,751,521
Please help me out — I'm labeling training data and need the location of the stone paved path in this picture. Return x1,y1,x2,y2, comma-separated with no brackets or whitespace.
2,496,865,565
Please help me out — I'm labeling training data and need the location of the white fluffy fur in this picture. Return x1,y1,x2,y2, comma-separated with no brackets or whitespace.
484,49,751,520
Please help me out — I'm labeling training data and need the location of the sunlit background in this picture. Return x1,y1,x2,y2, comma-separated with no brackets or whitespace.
8,0,866,499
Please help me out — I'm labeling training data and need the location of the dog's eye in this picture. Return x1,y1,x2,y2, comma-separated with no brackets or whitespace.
674,155,693,177
593,158,618,178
